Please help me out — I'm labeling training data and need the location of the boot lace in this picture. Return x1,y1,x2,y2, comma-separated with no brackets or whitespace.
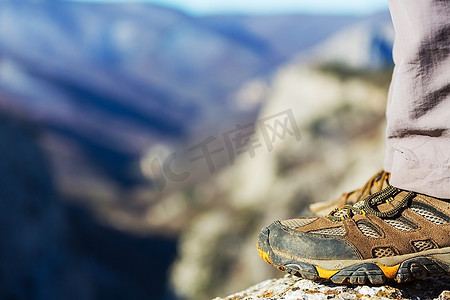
327,185,415,221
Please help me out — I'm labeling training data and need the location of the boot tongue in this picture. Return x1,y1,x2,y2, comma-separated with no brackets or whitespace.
368,172,390,194
351,171,387,203
381,173,391,189
330,170,391,208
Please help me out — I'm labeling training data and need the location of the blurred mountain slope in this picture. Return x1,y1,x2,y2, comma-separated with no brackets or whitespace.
0,112,178,300
0,1,391,190
299,11,394,68
199,14,359,61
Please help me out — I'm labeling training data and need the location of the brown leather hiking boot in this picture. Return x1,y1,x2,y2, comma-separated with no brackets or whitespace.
309,170,390,216
258,185,450,284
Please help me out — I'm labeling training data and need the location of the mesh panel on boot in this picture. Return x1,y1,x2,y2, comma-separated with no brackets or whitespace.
411,204,449,225
384,217,417,231
280,218,317,229
412,240,437,252
308,226,346,236
356,221,382,238
373,247,396,258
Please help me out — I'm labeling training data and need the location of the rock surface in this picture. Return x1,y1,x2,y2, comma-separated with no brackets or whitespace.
214,275,450,300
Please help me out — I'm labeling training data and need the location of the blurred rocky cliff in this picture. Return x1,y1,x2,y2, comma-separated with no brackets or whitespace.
169,62,392,299
164,11,395,300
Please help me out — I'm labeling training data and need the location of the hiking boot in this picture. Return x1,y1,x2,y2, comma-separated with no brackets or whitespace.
257,185,450,284
309,170,390,216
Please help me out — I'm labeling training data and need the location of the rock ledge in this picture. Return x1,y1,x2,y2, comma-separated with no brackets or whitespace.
214,275,450,300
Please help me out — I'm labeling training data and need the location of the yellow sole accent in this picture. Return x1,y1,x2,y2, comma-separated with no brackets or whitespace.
257,248,272,265
315,264,399,280
315,266,339,279
377,264,400,279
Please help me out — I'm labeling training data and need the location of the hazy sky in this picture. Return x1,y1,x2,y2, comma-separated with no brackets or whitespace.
68,0,390,16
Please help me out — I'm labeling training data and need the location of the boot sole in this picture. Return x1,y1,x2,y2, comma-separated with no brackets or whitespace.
257,227,450,284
